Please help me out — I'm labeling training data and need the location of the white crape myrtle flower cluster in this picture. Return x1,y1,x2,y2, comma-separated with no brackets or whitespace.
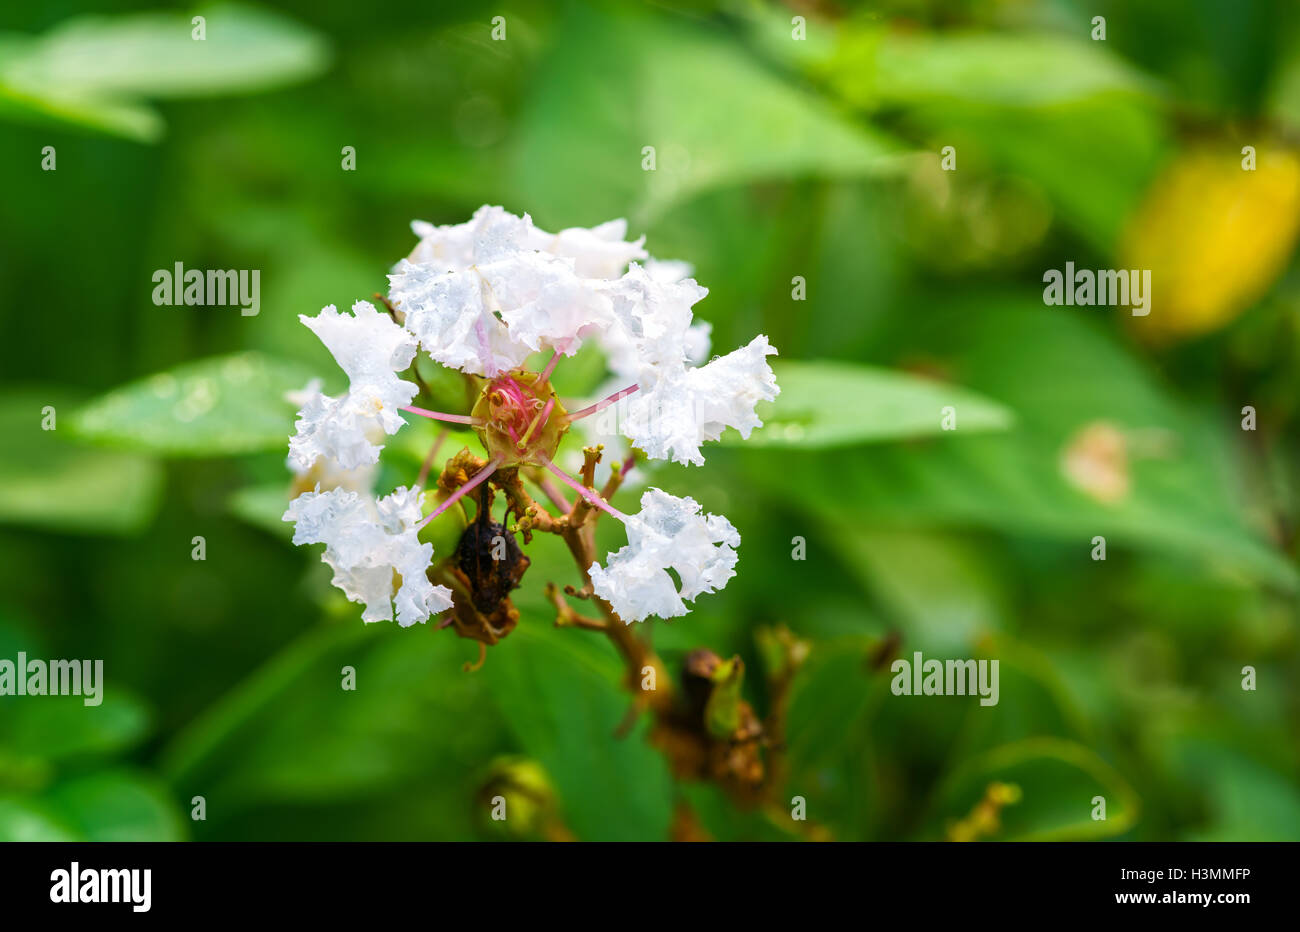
284,205,779,626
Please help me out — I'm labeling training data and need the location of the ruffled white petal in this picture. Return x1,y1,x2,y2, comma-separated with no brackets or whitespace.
601,263,708,374
685,334,780,443
482,252,613,355
300,301,417,429
287,302,419,470
589,489,739,622
643,257,694,284
396,206,648,373
285,380,379,492
620,335,779,466
388,259,532,376
288,387,381,472
594,313,710,384
530,218,647,279
407,204,533,271
682,321,713,367
283,485,452,627
409,205,646,280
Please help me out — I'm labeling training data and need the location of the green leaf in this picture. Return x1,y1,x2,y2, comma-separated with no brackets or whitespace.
0,4,327,141
514,7,899,226
72,352,316,457
749,294,1297,587
162,623,506,813
227,482,294,538
830,527,1007,652
677,782,800,841
2,3,329,99
722,359,1014,449
782,637,887,840
0,77,162,142
0,390,162,534
820,29,1159,109
789,23,1167,250
0,773,185,842
932,738,1139,840
1164,738,1300,841
42,771,186,841
785,638,880,774
904,98,1168,252
0,797,76,841
479,622,675,841
0,691,151,766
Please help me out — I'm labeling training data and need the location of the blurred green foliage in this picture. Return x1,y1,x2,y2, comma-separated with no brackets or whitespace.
1,0,1298,841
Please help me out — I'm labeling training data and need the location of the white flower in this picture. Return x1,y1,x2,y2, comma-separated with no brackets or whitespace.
529,217,647,279
593,268,711,383
408,205,646,280
406,204,529,270
589,489,740,622
288,388,375,473
482,252,614,356
392,206,648,375
643,257,694,285
579,262,779,466
388,259,533,376
622,334,780,466
287,206,780,627
392,249,610,376
283,485,452,627
285,380,378,494
301,301,419,421
601,262,707,372
287,303,418,471
570,262,711,482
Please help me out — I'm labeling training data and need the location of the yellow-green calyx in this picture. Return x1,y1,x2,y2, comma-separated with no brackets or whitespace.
471,370,569,466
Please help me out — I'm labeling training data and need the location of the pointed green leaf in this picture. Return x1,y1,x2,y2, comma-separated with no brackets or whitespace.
722,359,1014,449
72,352,316,457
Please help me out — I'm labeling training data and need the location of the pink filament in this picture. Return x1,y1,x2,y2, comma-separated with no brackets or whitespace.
492,376,532,410
401,405,481,426
541,457,625,521
569,384,639,421
419,455,503,529
540,349,562,383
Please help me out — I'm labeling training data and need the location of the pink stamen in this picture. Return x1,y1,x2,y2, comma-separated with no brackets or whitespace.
569,384,639,421
540,349,562,383
415,430,448,489
419,455,503,529
492,376,531,410
541,457,626,521
401,405,481,426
